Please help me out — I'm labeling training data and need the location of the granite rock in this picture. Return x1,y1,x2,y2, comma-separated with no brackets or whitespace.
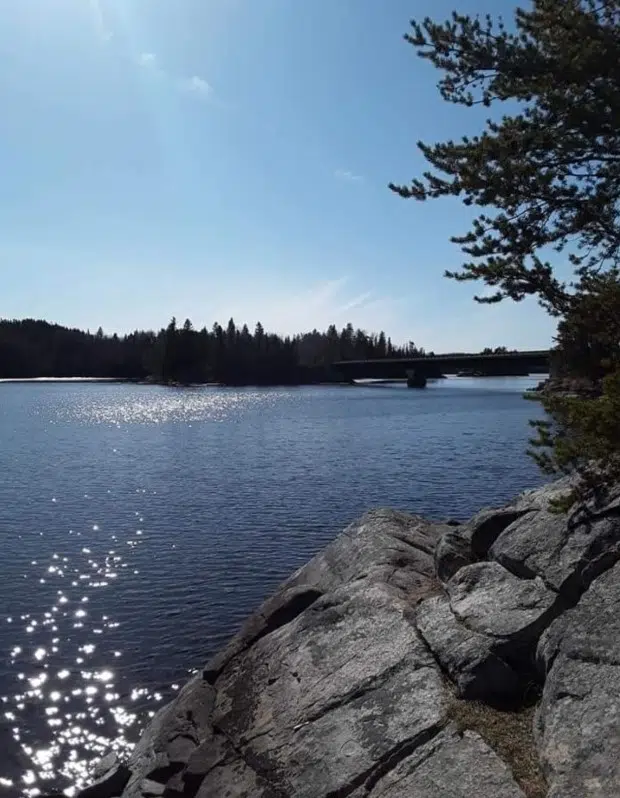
417,562,558,702
210,579,447,798
355,726,527,798
434,526,475,584
70,482,620,798
466,476,576,558
447,561,559,644
490,487,620,600
535,561,620,797
416,594,520,702
77,762,131,798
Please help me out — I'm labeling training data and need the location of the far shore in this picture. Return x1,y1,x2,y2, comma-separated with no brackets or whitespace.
0,377,127,383
0,374,545,387
0,377,349,387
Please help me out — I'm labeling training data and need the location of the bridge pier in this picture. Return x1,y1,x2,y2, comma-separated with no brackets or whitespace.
406,369,427,389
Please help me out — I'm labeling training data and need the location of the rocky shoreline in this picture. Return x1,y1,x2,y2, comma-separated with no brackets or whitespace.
526,376,601,399
70,477,620,798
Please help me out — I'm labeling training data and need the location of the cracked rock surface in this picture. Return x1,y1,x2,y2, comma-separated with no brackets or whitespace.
535,560,620,798
78,481,620,798
349,727,527,798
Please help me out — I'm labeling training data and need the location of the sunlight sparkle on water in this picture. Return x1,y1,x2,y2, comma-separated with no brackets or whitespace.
64,389,277,425
0,391,289,794
0,508,173,796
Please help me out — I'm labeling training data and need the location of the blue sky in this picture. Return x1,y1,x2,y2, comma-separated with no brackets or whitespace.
1,0,557,350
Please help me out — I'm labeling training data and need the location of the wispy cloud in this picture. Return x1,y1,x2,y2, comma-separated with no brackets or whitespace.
335,169,364,183
209,278,408,341
135,53,212,100
337,292,374,313
179,76,212,98
137,52,158,69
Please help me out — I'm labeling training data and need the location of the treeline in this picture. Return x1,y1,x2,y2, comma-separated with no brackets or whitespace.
0,318,424,384
480,347,516,355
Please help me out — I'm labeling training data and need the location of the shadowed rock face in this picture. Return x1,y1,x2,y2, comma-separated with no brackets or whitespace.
417,591,522,702
77,483,620,798
489,487,620,600
536,561,620,798
417,561,561,704
349,727,527,798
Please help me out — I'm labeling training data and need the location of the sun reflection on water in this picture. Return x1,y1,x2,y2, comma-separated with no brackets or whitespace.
60,388,281,427
0,389,298,795
0,499,188,797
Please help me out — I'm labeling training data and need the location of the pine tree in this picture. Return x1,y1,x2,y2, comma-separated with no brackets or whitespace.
391,1,620,313
391,0,620,503
162,317,178,382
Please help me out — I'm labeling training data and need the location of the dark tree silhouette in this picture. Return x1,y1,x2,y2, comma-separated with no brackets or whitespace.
0,318,426,385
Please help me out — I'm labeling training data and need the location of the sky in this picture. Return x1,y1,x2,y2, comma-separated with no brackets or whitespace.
0,0,558,351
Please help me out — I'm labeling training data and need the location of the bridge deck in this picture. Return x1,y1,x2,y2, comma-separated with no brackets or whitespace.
334,350,550,367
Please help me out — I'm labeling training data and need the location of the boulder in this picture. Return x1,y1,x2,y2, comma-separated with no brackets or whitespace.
194,752,280,797
116,511,450,798
434,526,475,583
281,509,447,600
489,488,620,600
92,753,120,781
535,561,620,797
351,726,527,798
417,562,558,702
465,476,576,558
434,479,578,579
416,594,520,702
511,477,576,510
446,562,559,645
138,780,164,797
121,676,214,798
202,510,447,686
77,762,131,798
467,508,532,559
203,585,324,683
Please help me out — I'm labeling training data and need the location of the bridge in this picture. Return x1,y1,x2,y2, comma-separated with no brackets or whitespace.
333,350,551,388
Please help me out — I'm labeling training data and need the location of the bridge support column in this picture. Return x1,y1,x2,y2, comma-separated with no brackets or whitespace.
406,369,427,388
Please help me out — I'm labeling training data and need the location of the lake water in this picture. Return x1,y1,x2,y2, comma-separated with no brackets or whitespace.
0,379,546,796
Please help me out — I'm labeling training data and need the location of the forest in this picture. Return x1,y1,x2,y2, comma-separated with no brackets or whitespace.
0,318,425,384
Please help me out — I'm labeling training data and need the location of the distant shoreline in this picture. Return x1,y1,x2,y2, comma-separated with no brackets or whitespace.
0,375,544,387
0,377,350,387
0,377,127,383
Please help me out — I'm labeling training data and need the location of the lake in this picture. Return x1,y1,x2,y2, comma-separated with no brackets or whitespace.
0,378,546,796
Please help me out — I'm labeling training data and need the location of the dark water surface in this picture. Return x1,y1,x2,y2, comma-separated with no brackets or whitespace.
0,379,545,795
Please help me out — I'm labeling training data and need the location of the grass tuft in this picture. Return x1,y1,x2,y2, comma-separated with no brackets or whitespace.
448,695,547,798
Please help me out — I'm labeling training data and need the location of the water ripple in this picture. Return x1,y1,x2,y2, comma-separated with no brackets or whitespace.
0,380,545,795
60,388,285,426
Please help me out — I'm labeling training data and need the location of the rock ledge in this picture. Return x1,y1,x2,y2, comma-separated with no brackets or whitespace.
73,482,620,798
